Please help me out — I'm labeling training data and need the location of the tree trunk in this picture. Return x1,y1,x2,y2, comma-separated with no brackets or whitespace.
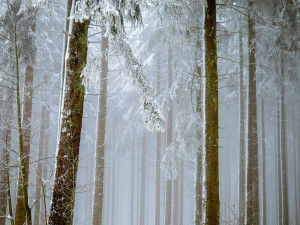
92,35,109,225
4,89,14,225
280,57,289,225
155,52,161,225
139,135,146,225
261,97,266,225
195,65,203,225
131,140,135,225
277,100,283,225
179,160,184,225
246,1,259,224
0,90,8,225
164,46,173,225
33,106,46,225
173,178,179,225
14,22,32,225
15,64,34,225
203,0,219,224
48,10,90,224
111,152,116,225
41,108,50,224
238,28,246,225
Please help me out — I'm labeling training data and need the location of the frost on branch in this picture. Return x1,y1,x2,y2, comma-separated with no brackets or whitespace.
162,110,202,179
113,39,165,132
76,0,164,131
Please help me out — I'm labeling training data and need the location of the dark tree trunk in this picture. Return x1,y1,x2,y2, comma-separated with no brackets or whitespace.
48,10,90,224
246,1,259,224
280,57,289,225
195,65,203,225
203,0,219,224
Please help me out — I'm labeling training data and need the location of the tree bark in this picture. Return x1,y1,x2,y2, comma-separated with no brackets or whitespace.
195,65,203,225
203,0,219,224
277,100,283,225
238,29,246,225
246,1,259,224
92,35,109,225
33,106,46,225
280,57,289,225
48,10,90,224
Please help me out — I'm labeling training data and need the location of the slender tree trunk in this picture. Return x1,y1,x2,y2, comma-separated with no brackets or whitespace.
195,65,203,225
280,57,289,225
165,47,173,225
14,21,32,225
179,160,184,225
111,153,116,225
238,28,246,225
33,106,46,225
155,53,161,225
203,0,219,224
246,1,259,224
48,9,90,224
15,64,34,225
131,140,135,225
173,178,179,225
277,100,283,225
293,102,298,225
5,89,14,225
92,35,109,225
139,135,146,225
40,108,50,224
261,97,266,225
0,90,8,225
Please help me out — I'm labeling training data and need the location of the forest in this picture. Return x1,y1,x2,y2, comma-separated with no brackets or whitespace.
0,0,299,225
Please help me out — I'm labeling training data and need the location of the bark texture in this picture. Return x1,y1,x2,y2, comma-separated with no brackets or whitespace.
246,2,259,224
195,65,203,225
92,35,109,225
203,0,219,224
280,58,289,225
48,15,90,225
